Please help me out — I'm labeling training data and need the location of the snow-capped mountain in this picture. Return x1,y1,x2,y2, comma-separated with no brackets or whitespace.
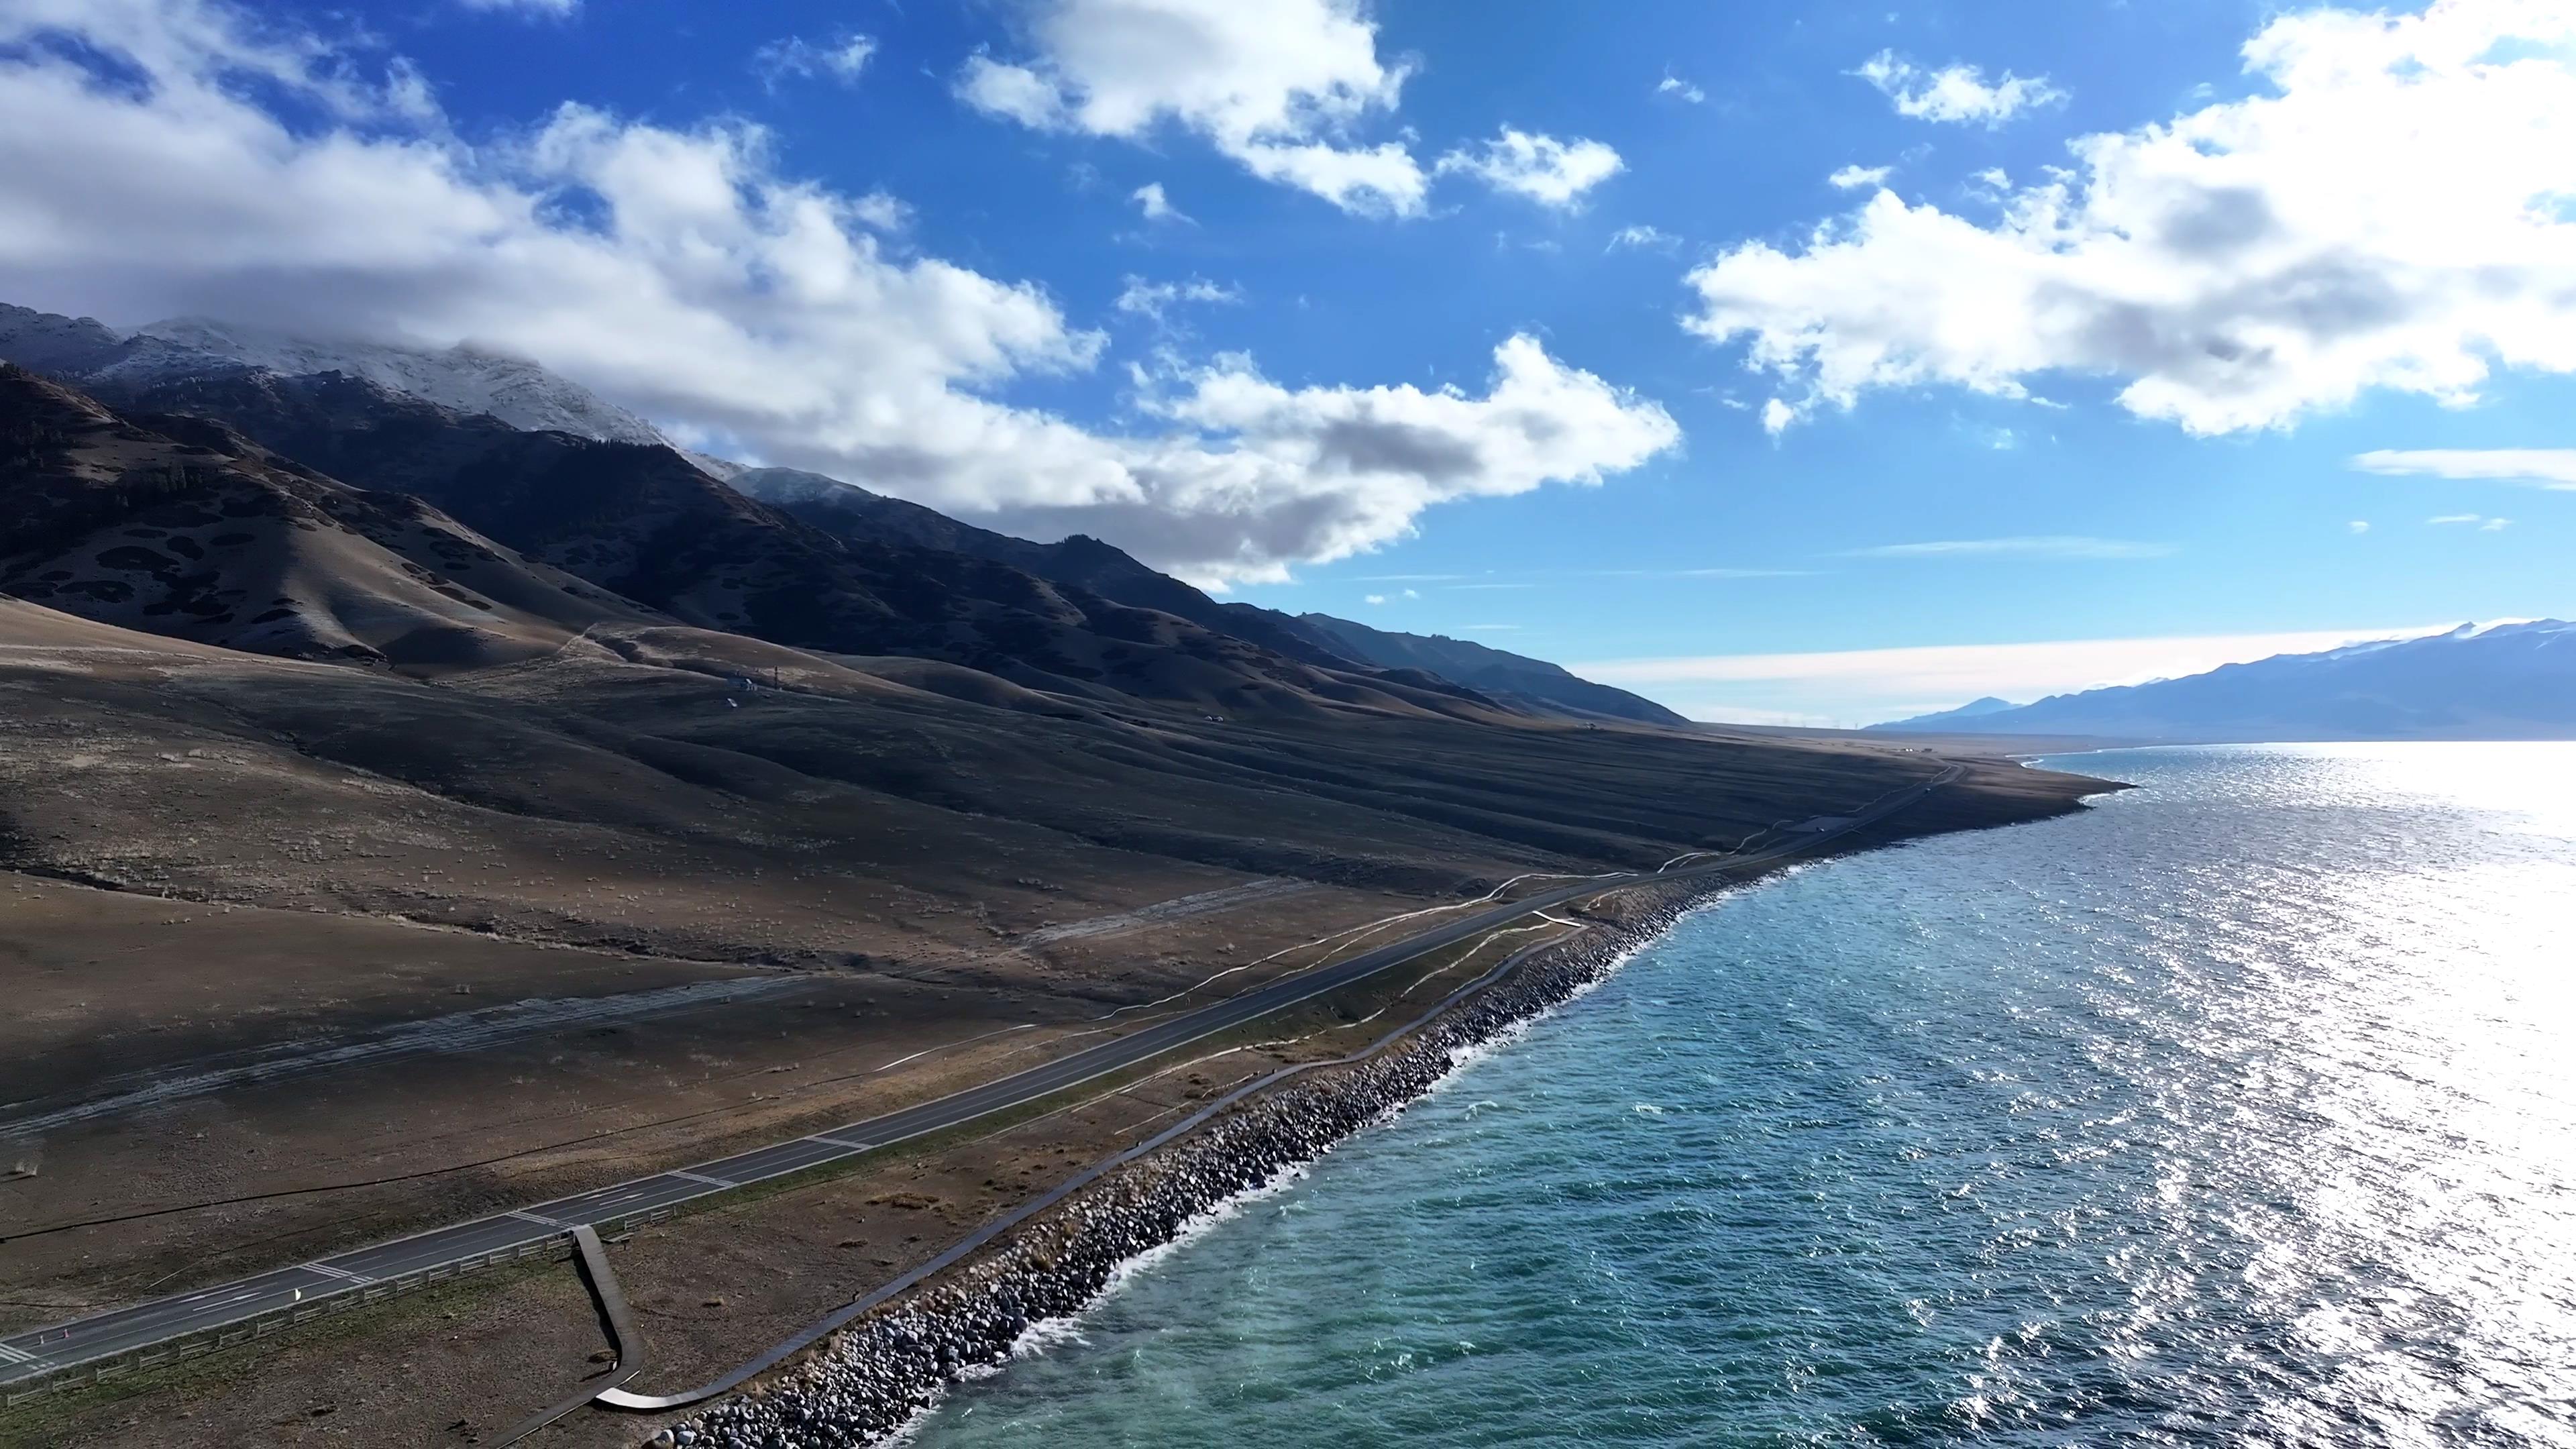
0,302,665,446
1868,621,2576,741
131,317,667,445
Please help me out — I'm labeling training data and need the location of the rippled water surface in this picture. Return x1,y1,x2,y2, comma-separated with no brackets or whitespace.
911,745,2576,1447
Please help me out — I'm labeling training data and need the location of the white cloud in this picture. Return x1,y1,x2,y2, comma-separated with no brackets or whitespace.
1577,623,2459,723
462,0,576,17
953,0,1426,216
1656,72,1705,105
1759,398,1795,435
1605,224,1678,253
2348,519,2371,533
1841,535,2174,559
1129,181,1191,223
1695,3,2576,436
1113,274,1240,319
2484,517,2514,531
2426,513,2513,529
1363,593,1387,605
0,0,1677,585
1853,50,2065,127
2351,448,2576,490
1827,164,1892,191
754,32,877,90
1436,127,1623,210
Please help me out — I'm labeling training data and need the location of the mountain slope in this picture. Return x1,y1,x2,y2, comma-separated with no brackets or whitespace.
37,366,1511,719
1297,612,1690,727
0,364,651,669
733,467,1366,669
1870,623,2576,741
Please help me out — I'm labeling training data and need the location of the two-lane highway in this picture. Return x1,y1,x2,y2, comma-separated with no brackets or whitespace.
0,763,1957,1393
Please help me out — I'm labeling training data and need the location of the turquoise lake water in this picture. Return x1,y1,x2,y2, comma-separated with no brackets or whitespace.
910,745,2576,1447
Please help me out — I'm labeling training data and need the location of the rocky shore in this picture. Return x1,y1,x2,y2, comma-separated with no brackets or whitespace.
654,882,1712,1449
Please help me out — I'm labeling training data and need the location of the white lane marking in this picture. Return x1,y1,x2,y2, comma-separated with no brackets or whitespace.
303,1263,374,1286
669,1169,733,1188
507,1209,565,1228
809,1134,871,1151
0,1342,36,1364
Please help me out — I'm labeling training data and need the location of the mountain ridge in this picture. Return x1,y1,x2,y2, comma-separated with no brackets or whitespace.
1866,623,2576,741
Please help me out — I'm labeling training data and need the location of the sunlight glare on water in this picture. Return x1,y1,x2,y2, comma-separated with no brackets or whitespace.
908,744,2576,1448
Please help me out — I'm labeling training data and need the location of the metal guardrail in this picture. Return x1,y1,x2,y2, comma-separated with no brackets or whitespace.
0,1202,694,1409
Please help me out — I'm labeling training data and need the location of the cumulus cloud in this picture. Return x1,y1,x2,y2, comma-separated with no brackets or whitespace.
953,0,1427,216
1691,1,2576,436
1113,275,1240,320
1827,164,1892,190
1129,181,1190,223
1852,50,2065,127
1436,127,1624,210
2351,448,2576,490
0,0,1678,584
754,32,877,91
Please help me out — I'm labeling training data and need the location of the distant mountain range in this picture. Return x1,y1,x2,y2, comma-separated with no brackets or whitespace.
1870,624,2576,741
0,301,1676,727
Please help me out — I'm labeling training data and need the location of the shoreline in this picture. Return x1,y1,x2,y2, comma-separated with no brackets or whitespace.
648,873,1798,1448
0,759,2116,1445
643,766,2128,1446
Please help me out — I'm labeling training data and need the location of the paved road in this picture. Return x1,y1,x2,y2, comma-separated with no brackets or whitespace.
0,765,1956,1390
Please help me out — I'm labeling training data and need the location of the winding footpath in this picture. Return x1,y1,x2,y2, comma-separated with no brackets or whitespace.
0,765,1957,1399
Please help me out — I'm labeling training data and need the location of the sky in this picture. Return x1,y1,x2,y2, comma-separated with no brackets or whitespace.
1,0,2571,723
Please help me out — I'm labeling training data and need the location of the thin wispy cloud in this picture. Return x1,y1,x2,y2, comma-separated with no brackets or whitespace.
1839,536,2176,560
1573,567,1813,579
1656,72,1705,104
1606,224,1678,253
460,0,577,17
1827,164,1892,190
2351,449,2576,490
2427,514,2513,530
1851,50,2065,127
754,32,876,90
1113,276,1242,321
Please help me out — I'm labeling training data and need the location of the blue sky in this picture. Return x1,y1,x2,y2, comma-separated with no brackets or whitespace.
3,0,2571,722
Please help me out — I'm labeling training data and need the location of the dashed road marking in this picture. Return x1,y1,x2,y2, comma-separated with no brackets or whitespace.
303,1263,374,1286
669,1169,734,1188
508,1210,565,1228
